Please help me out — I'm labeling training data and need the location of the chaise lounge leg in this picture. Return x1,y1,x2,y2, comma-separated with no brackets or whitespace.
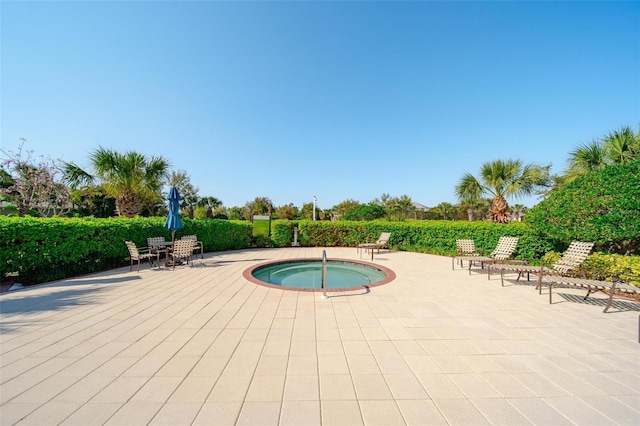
537,275,543,294
603,282,618,313
500,269,505,287
536,266,546,294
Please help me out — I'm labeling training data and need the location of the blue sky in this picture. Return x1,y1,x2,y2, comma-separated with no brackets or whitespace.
2,1,639,211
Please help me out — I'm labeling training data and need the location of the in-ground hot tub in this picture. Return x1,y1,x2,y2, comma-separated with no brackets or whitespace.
243,258,395,292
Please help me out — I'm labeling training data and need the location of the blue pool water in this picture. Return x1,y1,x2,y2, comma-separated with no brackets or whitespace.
251,260,388,290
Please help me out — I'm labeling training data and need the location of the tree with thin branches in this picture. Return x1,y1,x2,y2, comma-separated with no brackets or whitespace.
169,170,199,219
2,139,73,216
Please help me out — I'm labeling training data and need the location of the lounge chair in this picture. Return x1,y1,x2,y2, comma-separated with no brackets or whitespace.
452,239,481,270
181,235,204,259
540,275,639,312
357,232,391,259
125,241,158,272
490,240,595,296
455,236,520,277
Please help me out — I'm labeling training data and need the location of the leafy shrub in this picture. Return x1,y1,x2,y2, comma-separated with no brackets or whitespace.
517,250,640,286
270,219,557,261
252,234,270,248
0,216,252,284
583,253,640,285
540,251,561,266
525,162,640,254
193,206,208,219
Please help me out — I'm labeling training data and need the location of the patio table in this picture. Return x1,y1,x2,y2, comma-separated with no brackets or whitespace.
148,241,174,266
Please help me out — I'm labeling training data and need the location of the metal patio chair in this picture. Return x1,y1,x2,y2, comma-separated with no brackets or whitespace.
125,241,158,272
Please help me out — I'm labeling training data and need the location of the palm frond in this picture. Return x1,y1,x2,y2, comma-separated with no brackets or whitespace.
603,126,640,165
455,172,486,200
62,162,94,189
566,140,606,175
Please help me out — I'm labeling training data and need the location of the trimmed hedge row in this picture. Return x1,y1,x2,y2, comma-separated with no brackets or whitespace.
0,217,252,284
273,220,639,285
272,220,559,260
3,217,637,286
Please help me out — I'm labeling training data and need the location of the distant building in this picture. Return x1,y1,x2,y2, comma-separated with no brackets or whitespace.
412,202,430,219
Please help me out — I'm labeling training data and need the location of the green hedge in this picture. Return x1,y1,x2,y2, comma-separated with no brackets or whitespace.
0,217,252,284
525,162,640,254
4,216,638,286
271,219,558,260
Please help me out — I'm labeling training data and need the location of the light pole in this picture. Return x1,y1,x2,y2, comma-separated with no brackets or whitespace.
313,195,317,221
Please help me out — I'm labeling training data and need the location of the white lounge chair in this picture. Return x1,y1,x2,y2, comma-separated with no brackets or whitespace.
357,232,391,260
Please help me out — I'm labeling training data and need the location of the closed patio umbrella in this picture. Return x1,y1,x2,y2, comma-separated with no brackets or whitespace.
164,186,184,243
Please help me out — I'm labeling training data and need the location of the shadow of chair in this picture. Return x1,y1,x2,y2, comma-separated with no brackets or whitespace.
544,276,639,312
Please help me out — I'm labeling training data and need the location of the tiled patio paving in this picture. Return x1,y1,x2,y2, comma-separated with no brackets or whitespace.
1,247,639,425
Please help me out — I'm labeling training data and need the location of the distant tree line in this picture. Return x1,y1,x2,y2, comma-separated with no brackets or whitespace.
2,125,638,223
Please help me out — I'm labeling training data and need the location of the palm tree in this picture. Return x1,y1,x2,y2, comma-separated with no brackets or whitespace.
458,198,489,221
455,159,550,223
63,147,170,217
388,195,414,221
564,140,607,183
564,125,640,183
509,204,527,222
430,202,455,220
603,125,639,165
198,196,223,218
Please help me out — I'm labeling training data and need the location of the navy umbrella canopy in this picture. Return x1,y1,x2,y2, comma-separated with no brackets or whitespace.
164,186,184,242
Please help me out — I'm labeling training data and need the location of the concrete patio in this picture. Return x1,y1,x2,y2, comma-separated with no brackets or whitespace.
1,247,639,425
